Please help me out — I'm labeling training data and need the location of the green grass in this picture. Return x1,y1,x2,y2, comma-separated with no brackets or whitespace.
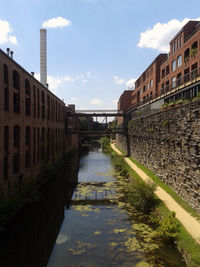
127,156,200,221
158,203,200,267
112,144,200,266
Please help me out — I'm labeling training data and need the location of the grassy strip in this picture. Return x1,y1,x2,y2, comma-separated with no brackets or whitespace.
158,203,200,267
115,144,200,221
127,155,200,221
0,149,77,231
112,144,200,267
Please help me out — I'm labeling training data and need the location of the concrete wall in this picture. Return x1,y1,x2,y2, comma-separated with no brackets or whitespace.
116,100,200,213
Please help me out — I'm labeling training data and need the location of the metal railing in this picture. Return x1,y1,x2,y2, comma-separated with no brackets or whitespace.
131,67,200,110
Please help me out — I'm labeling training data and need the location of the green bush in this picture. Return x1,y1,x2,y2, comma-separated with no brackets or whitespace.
101,137,110,151
154,211,180,243
125,179,158,214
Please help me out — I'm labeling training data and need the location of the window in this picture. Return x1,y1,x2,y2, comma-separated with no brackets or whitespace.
191,41,198,57
143,73,146,82
150,79,153,88
13,93,20,113
177,73,182,86
4,87,9,111
37,88,40,118
41,91,45,119
33,86,36,117
177,39,179,50
25,126,31,146
25,150,30,168
143,85,146,93
13,125,20,148
161,83,165,94
173,42,176,54
162,69,165,78
13,70,20,90
172,76,176,88
147,82,149,90
180,35,182,47
172,60,176,71
184,68,190,82
191,63,198,78
13,71,20,113
33,127,36,165
166,81,169,91
177,55,182,68
13,153,20,174
3,64,8,84
47,95,50,120
166,65,169,75
184,48,190,62
4,126,9,151
4,156,8,180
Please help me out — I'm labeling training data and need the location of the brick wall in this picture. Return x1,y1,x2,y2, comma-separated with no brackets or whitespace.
116,100,200,213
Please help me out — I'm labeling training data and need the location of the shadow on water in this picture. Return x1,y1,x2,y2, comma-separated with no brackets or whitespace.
0,154,78,267
47,142,186,267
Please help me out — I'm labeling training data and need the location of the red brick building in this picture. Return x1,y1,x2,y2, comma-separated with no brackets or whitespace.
0,48,78,197
117,90,133,124
131,54,168,107
159,20,200,101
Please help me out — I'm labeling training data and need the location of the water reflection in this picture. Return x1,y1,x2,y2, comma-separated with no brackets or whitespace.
48,143,186,267
0,153,78,267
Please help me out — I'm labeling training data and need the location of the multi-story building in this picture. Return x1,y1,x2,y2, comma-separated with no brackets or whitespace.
117,90,133,124
0,48,77,197
159,20,200,101
131,54,168,107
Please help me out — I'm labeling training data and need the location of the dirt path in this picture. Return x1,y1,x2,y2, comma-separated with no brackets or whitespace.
111,143,200,244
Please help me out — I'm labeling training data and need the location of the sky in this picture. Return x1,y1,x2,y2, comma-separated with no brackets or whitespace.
0,0,200,110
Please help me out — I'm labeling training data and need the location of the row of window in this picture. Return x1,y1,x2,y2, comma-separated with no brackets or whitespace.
136,66,153,86
3,125,65,179
161,62,198,91
2,64,65,122
171,35,182,56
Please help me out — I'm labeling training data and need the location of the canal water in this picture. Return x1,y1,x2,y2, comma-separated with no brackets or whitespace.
47,142,186,267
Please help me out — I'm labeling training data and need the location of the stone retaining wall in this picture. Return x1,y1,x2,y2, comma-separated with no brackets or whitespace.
116,101,200,213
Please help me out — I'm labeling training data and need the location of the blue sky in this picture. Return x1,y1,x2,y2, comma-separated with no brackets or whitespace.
0,0,200,110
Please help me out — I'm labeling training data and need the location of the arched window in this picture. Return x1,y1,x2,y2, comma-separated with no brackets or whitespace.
13,70,20,113
13,125,20,147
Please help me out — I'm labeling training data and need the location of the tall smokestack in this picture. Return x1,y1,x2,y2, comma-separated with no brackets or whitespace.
40,29,47,86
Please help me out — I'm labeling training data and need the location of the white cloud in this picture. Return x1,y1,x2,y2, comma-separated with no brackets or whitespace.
42,16,71,28
138,18,200,52
35,73,61,93
83,79,88,83
63,75,74,82
113,75,125,85
126,78,136,89
0,19,18,45
71,97,77,102
112,99,118,105
90,98,102,105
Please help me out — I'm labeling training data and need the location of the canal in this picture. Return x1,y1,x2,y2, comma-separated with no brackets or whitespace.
47,142,186,267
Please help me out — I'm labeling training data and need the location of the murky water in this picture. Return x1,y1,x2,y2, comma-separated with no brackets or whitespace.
47,142,186,267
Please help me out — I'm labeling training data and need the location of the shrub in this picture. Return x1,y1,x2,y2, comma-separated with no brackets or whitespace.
125,179,158,214
101,137,110,151
154,211,180,243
